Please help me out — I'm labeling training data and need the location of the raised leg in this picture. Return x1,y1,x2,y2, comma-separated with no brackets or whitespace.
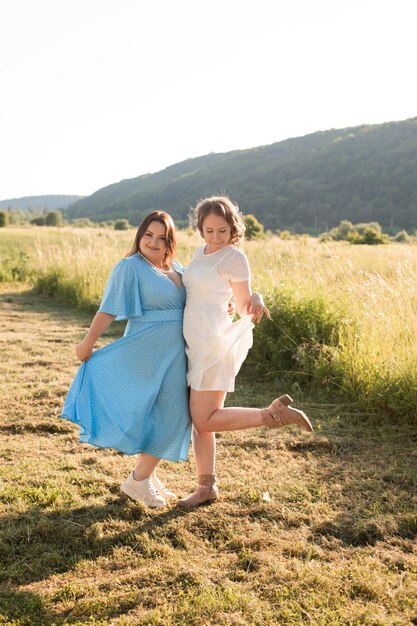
189,390,298,432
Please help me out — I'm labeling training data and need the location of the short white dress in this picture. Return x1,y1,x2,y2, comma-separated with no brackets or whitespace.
183,244,254,392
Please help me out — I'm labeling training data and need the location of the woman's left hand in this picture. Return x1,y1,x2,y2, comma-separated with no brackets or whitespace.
247,292,271,323
227,300,237,319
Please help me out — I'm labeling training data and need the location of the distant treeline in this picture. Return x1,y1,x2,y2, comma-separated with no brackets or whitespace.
65,118,417,231
0,195,82,211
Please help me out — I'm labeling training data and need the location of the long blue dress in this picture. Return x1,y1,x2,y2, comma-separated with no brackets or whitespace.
61,254,191,462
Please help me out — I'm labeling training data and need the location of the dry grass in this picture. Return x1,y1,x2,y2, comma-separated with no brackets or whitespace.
1,284,417,625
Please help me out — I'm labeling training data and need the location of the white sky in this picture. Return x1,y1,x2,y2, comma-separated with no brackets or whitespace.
1,0,416,199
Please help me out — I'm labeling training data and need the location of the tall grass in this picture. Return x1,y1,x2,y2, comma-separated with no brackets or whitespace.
33,229,128,311
2,227,417,420
250,238,417,419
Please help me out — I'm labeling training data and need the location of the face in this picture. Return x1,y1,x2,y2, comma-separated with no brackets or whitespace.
139,220,168,266
201,213,232,252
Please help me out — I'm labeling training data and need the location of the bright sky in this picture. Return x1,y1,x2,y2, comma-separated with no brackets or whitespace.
1,0,416,199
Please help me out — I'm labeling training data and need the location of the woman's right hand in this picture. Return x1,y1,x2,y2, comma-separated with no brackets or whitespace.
75,340,93,362
247,292,271,323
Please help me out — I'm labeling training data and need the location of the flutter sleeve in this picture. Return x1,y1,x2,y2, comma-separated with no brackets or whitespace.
98,258,142,320
226,248,251,282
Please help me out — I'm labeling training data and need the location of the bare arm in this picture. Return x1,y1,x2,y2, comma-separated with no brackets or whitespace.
230,281,252,317
75,311,116,361
231,282,271,323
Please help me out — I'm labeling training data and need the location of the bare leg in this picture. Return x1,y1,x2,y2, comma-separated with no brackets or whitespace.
190,388,264,432
192,392,223,475
133,453,160,480
179,390,311,508
192,426,216,475
177,396,222,508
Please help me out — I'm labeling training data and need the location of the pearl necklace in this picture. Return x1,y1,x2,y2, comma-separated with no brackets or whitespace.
137,252,171,273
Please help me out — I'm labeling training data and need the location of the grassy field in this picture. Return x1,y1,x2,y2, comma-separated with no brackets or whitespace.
1,284,417,625
0,228,417,626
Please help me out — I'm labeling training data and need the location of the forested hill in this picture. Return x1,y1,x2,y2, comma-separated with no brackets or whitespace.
66,118,417,231
0,195,82,211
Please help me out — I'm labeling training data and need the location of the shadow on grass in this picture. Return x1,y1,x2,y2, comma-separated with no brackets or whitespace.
313,511,417,547
0,584,146,626
1,498,191,586
0,422,74,435
0,588,47,626
0,499,193,624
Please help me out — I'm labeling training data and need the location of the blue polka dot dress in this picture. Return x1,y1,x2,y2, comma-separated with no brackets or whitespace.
61,254,191,462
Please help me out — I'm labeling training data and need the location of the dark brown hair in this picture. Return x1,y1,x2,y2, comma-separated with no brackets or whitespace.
126,211,176,266
191,195,246,246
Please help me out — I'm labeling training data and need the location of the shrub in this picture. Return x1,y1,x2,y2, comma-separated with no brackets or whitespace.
0,252,32,282
354,221,383,235
244,214,264,240
34,270,99,311
324,220,389,245
392,230,411,243
71,218,96,228
348,227,388,245
327,220,354,241
247,289,345,389
276,230,293,240
0,211,7,227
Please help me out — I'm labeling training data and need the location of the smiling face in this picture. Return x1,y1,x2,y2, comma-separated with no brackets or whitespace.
139,220,168,267
201,213,232,253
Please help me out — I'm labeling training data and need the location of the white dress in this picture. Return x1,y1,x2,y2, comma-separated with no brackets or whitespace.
183,244,254,392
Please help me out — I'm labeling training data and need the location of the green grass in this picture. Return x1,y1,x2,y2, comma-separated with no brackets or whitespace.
0,285,417,625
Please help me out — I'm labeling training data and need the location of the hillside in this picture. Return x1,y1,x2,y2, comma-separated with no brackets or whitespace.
66,118,417,230
0,195,82,211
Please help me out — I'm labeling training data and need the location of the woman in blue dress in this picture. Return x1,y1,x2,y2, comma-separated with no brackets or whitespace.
62,211,191,508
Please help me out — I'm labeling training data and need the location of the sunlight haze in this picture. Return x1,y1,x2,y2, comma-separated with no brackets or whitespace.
1,0,416,199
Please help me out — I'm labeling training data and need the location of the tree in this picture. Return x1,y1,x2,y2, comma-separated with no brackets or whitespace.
45,210,63,226
244,214,264,240
0,211,7,227
30,216,46,226
114,219,130,230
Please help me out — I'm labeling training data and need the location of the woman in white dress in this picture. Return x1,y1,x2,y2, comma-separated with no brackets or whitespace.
179,196,313,507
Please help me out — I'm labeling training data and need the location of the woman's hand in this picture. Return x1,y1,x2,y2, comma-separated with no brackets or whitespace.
74,312,116,362
227,300,237,319
75,340,93,362
247,292,271,324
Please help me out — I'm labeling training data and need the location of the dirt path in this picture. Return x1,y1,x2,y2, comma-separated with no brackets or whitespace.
0,285,123,427
0,286,85,424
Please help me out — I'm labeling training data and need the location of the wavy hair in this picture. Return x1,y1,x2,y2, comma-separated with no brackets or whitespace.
191,195,246,246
